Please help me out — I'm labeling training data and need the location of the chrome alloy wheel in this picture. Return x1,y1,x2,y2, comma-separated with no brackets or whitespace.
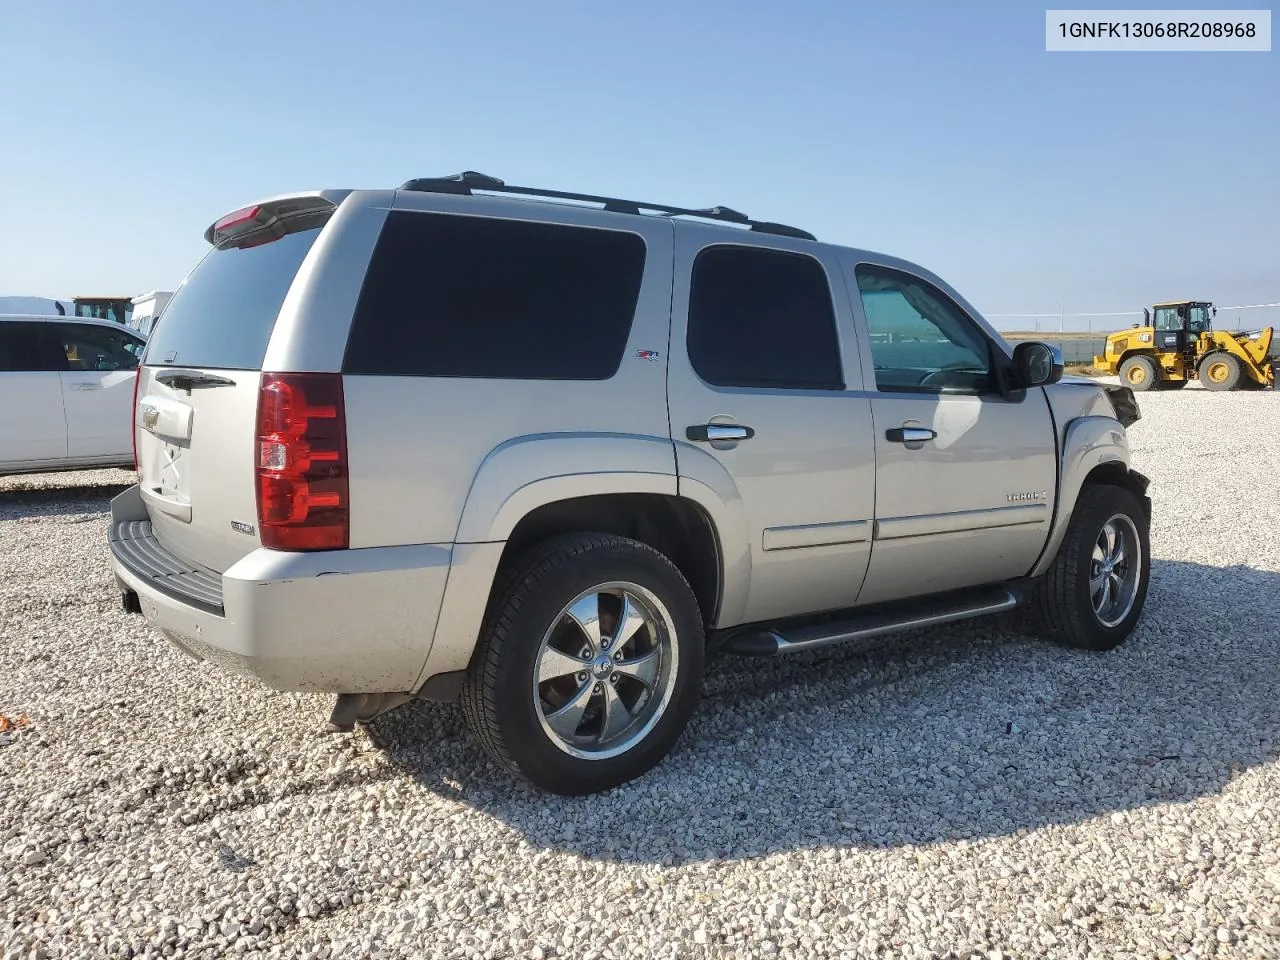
1090,514,1142,628
532,582,678,761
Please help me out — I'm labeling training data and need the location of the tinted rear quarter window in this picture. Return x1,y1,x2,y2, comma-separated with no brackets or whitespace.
143,225,323,370
343,212,647,380
687,246,844,390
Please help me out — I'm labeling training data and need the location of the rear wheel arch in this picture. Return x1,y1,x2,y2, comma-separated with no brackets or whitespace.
419,457,745,694
1116,347,1157,367
498,493,723,631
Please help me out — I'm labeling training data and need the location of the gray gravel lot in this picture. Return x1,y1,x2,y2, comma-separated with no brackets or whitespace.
3,387,1280,960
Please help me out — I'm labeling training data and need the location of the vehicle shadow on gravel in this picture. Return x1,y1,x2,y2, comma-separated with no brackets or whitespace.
371,557,1280,864
0,481,131,521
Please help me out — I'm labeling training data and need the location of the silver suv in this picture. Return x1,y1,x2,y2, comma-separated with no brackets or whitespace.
109,172,1152,796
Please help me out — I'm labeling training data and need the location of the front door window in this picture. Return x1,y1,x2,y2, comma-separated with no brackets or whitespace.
854,265,993,395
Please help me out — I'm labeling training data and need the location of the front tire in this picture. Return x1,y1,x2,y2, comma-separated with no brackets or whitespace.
1119,355,1158,392
1026,484,1150,651
461,533,704,795
1200,353,1242,391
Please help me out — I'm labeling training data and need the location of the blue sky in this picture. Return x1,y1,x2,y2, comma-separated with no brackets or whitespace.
1,0,1276,330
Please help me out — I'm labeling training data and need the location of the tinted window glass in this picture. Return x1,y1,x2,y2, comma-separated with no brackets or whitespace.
687,246,843,390
344,212,647,380
56,323,143,371
854,265,994,394
143,225,323,370
0,323,62,372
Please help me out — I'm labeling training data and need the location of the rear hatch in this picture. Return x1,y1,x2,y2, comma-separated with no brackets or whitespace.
135,198,337,573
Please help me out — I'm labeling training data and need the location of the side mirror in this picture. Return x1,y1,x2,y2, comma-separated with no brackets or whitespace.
1012,341,1063,387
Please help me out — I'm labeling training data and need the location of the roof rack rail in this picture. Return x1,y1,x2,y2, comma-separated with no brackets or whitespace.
398,171,816,241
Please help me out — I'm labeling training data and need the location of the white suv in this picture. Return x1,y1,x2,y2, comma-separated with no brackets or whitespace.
109,173,1152,795
1,314,144,475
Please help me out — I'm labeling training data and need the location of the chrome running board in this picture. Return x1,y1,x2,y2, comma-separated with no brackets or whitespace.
720,587,1019,657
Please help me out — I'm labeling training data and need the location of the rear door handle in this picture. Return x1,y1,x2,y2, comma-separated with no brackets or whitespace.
687,423,755,442
69,382,102,391
886,426,937,443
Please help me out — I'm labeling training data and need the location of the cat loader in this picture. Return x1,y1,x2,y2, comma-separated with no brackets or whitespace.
1093,300,1276,392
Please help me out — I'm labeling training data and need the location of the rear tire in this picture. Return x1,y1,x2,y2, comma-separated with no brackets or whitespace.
1026,484,1150,651
1119,355,1158,392
461,533,704,796
1200,353,1242,391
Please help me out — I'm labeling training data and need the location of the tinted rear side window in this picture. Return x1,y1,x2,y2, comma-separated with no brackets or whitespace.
143,226,323,370
687,246,844,390
0,323,63,372
344,212,646,380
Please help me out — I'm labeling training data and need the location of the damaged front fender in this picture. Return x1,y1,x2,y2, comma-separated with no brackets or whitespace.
1103,384,1142,428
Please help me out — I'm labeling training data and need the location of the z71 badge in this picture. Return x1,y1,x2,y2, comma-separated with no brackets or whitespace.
230,520,256,536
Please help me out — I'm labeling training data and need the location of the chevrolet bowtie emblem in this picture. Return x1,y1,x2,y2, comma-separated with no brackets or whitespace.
141,405,160,429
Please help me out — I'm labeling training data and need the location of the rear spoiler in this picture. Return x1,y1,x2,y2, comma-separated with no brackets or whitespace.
203,191,350,246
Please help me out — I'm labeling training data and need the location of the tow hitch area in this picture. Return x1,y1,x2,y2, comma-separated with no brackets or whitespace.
325,692,416,733
119,583,142,615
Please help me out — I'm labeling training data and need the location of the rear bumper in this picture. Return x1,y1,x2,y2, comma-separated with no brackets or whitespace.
108,484,452,693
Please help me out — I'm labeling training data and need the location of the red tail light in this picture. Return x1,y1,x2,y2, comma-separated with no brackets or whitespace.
130,369,141,472
254,373,349,551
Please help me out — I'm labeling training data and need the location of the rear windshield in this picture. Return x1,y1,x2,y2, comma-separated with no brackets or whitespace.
143,225,323,370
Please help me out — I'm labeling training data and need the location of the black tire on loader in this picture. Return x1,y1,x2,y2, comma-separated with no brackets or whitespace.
1118,355,1158,392
1199,353,1243,391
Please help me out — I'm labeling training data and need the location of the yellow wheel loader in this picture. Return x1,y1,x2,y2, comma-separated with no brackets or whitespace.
1093,300,1276,392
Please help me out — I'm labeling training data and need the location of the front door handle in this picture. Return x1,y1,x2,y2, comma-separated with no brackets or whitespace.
886,426,937,443
687,423,755,442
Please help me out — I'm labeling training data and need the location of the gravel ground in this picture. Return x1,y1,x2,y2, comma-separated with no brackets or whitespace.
3,387,1280,960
